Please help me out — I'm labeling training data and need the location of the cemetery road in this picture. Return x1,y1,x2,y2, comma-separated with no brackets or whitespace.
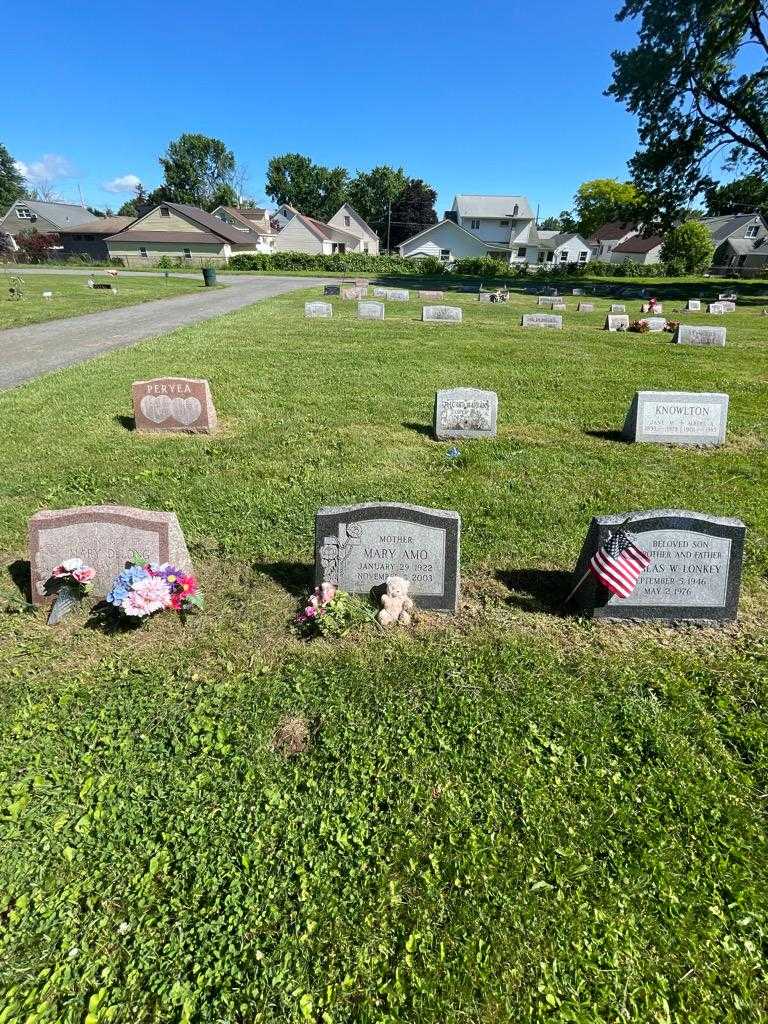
0,272,333,390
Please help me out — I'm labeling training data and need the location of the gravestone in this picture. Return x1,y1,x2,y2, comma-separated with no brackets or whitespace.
419,290,444,299
423,305,462,322
577,302,595,312
358,300,385,320
571,510,745,623
42,291,53,300
323,285,340,296
537,296,551,306
707,302,725,314
387,288,409,301
132,377,217,433
622,391,729,446
93,282,115,291
605,314,630,331
28,505,192,607
644,316,667,332
641,302,663,314
572,288,584,295
434,387,498,440
521,313,562,329
674,324,726,347
342,285,367,300
305,301,333,318
719,292,737,301
720,301,736,312
610,304,626,313
551,301,566,310
372,287,388,298
479,293,494,303
315,502,460,612
686,299,701,311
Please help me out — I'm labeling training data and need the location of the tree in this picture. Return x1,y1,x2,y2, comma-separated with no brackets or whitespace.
389,178,438,249
347,165,408,238
608,0,768,227
265,153,349,221
558,209,579,233
118,184,160,218
705,173,768,221
16,230,59,263
0,143,26,211
539,215,563,230
157,133,239,211
572,178,643,236
660,220,715,272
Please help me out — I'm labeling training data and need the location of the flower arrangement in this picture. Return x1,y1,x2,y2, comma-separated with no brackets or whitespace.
664,319,680,333
629,319,650,333
296,582,370,638
105,560,202,621
45,558,96,624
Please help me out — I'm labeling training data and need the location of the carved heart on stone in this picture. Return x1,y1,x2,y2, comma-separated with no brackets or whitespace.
140,394,173,423
171,396,202,426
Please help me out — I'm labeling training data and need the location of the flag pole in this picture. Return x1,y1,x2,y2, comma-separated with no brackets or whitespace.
562,568,591,608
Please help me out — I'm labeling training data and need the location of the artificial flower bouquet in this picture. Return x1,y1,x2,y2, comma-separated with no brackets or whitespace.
295,582,370,638
45,558,96,624
104,560,202,622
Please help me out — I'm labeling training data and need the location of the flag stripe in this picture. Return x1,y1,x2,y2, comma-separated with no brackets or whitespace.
587,528,651,599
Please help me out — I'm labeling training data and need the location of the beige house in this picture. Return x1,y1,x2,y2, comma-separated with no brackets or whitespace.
274,203,379,255
105,202,264,266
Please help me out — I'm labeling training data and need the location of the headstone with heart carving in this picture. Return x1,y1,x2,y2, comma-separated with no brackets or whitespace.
132,378,217,434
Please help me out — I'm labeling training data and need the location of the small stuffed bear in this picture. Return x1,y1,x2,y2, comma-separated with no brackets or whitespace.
377,575,414,627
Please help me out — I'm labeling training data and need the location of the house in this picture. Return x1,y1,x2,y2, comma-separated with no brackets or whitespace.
703,212,768,270
273,204,379,254
212,205,275,252
398,194,590,266
105,202,265,266
58,215,135,261
588,222,638,261
272,204,299,230
0,199,100,239
610,233,664,265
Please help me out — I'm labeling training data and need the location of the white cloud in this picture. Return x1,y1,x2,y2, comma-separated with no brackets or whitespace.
14,154,76,184
102,173,142,194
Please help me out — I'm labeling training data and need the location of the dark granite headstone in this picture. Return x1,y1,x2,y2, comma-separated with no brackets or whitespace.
315,502,460,612
571,510,745,623
323,285,340,296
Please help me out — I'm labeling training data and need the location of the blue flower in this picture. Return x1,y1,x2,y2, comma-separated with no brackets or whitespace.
106,564,150,605
446,447,461,460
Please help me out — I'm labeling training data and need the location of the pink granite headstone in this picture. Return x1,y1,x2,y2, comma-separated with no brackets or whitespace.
28,505,192,606
132,377,217,434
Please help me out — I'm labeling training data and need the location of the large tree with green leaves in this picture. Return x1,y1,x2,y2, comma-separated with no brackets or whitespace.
388,178,438,249
346,165,408,238
157,133,239,211
0,143,27,212
265,153,348,222
572,178,644,236
608,0,768,227
660,219,716,272
705,173,768,220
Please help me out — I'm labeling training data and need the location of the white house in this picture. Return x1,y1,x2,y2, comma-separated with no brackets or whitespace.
273,204,379,255
610,233,664,265
327,203,379,254
398,194,590,266
272,203,299,230
211,205,275,253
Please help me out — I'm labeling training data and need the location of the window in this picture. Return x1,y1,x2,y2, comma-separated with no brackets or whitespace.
183,248,192,260
440,248,451,261
578,250,588,263
737,254,748,267
746,224,759,238
546,252,554,263
363,243,369,253
512,204,519,216
538,251,545,264
139,247,148,258
500,220,509,226
517,246,526,258
344,215,351,226
16,206,31,219
560,250,569,262
470,219,480,230
160,207,170,218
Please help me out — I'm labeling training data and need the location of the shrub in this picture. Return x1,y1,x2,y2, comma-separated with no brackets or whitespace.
156,255,175,269
15,230,60,264
661,221,715,274
228,250,448,276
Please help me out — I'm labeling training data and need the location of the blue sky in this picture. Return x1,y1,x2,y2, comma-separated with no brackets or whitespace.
1,1,686,216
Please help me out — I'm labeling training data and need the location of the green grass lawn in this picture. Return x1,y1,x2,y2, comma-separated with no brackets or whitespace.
1,283,767,1022
0,271,206,329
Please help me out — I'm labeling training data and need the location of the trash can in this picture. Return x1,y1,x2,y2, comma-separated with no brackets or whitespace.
202,267,217,287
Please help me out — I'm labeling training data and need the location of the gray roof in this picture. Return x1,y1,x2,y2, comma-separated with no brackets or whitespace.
536,231,586,250
453,194,535,220
718,235,767,255
701,213,762,242
1,200,100,229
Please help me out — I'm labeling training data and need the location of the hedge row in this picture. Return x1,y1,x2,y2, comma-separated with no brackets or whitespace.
227,251,439,274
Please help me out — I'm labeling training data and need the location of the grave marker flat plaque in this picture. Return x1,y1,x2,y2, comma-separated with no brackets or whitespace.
323,285,340,296
315,502,460,612
132,377,217,433
434,387,498,440
423,305,462,322
358,300,385,320
605,314,630,331
305,301,333,319
521,313,562,329
28,505,192,606
571,510,745,622
674,324,726,347
622,391,729,446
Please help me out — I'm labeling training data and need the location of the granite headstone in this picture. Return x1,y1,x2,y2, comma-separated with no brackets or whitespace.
434,387,498,440
686,299,701,311
132,377,217,434
358,300,385,320
577,302,595,312
305,301,333,318
323,285,340,296
674,324,726,347
423,305,462,322
622,391,729,446
605,314,630,331
521,313,562,329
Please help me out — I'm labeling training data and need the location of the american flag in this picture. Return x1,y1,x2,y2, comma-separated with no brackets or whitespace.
589,528,651,598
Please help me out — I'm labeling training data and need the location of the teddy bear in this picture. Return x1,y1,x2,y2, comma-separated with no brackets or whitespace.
377,575,414,627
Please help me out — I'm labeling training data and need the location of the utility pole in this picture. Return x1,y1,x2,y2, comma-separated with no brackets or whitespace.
386,200,392,253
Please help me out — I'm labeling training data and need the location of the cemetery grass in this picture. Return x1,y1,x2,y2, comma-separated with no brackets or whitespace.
0,272,205,329
1,287,768,1022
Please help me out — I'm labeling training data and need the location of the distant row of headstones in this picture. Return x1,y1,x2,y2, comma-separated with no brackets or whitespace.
307,299,463,322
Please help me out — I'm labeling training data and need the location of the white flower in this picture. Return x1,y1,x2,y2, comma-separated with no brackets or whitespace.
67,946,80,959
61,558,84,572
118,921,130,935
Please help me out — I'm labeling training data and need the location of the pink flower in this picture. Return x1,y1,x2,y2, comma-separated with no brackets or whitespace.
73,566,95,584
318,582,337,604
52,557,85,578
121,576,172,617
303,605,318,619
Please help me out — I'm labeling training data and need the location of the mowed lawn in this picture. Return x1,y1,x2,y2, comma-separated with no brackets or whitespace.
1,281,768,1023
0,271,205,329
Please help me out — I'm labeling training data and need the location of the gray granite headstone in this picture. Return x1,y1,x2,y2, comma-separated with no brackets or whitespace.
571,510,745,623
479,292,494,303
719,292,737,301
342,285,367,300
719,301,736,312
358,300,385,320
641,303,663,314
686,299,701,311
434,387,498,440
372,286,388,298
551,301,566,311
674,324,726,347
537,296,551,306
577,302,595,312
323,285,340,296
572,288,584,295
644,316,667,332
707,302,725,314
610,304,626,313
28,505,192,606
622,391,729,445
315,502,461,612
423,305,462,322
387,288,409,301
605,314,629,331
305,301,333,318
521,314,562,329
